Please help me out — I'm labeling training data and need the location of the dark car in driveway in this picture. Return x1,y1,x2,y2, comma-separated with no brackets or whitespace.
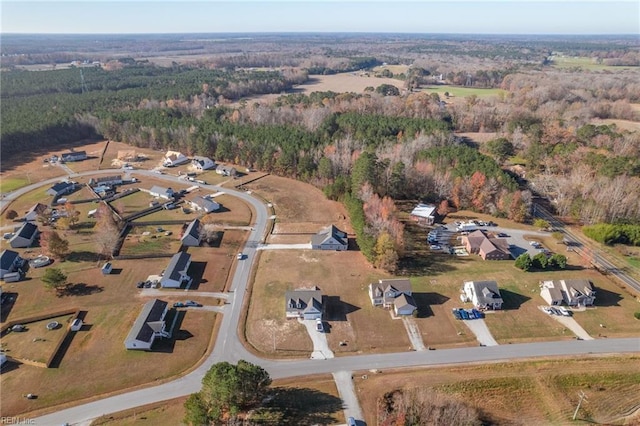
185,300,202,307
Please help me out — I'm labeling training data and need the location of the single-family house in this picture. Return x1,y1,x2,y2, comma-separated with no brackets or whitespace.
192,156,216,171
284,287,323,320
61,151,87,162
464,230,511,260
410,203,437,225
311,225,348,251
163,150,189,167
0,250,26,280
181,219,201,247
540,279,596,307
189,196,220,213
462,280,503,310
368,278,417,316
149,186,175,200
124,299,170,350
89,175,123,187
160,252,192,288
215,164,237,177
47,181,76,197
24,203,48,222
10,223,38,249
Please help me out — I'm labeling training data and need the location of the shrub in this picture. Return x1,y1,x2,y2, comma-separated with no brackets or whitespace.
515,253,532,271
634,312,640,320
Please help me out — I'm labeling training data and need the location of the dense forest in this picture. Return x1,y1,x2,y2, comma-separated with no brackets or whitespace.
2,33,639,266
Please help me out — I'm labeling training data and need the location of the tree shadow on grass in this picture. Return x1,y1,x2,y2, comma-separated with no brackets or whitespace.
60,283,104,297
66,250,101,262
266,386,343,426
499,288,530,310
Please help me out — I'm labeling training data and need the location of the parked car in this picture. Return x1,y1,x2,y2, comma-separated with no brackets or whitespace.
542,306,553,315
12,324,26,332
315,319,324,332
136,281,145,288
460,309,470,320
558,307,572,317
452,309,462,320
429,245,442,250
185,300,202,307
472,308,483,319
173,302,185,308
497,233,509,237
237,253,244,260
347,417,357,426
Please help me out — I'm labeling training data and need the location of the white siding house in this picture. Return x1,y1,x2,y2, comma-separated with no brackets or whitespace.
192,156,216,171
160,252,192,288
311,225,348,251
124,299,169,350
462,280,503,310
284,287,323,320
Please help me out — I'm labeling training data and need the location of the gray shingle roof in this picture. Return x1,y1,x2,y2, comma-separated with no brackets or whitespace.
165,252,191,282
125,299,168,344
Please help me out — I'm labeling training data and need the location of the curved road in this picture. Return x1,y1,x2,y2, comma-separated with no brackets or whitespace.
2,170,636,425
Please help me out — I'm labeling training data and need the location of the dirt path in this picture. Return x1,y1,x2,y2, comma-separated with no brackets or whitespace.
402,317,427,351
463,319,499,346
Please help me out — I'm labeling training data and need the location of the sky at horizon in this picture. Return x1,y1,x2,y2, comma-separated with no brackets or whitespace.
1,1,639,35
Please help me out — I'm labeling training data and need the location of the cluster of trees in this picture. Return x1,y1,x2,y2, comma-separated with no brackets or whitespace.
582,224,640,246
514,252,567,271
377,388,484,426
183,360,272,425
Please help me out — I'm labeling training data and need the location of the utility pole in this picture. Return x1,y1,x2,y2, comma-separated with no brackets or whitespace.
572,391,587,421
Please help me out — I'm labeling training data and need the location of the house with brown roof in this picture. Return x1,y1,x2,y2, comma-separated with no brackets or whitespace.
540,279,595,307
464,230,511,260
368,278,417,316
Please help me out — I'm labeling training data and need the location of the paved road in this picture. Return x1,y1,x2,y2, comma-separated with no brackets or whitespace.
533,204,640,296
6,169,635,425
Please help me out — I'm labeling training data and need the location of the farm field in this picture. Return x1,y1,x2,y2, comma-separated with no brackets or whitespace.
355,355,640,426
549,55,638,71
422,84,506,99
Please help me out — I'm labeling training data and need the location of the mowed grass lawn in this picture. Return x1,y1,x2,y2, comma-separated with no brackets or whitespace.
1,256,217,417
355,356,640,426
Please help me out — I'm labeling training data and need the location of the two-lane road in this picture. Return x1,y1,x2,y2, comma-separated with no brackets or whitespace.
5,170,635,425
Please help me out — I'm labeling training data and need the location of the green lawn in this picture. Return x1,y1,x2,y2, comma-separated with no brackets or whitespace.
422,85,505,99
0,177,30,193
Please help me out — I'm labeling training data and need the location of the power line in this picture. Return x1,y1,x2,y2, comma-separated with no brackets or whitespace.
80,68,88,93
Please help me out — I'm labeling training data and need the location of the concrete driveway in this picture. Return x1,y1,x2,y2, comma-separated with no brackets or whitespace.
541,309,594,340
300,318,334,359
463,319,499,346
333,371,364,423
257,243,312,250
402,317,427,351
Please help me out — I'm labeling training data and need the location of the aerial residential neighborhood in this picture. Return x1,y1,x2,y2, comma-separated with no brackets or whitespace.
1,8,639,425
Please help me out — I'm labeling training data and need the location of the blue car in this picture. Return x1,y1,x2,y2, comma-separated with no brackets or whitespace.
472,308,483,319
460,309,469,320
452,309,462,320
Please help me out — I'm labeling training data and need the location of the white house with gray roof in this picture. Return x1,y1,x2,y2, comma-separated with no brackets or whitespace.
181,219,201,247
462,280,503,310
368,278,417,316
10,223,38,249
311,225,348,251
540,279,595,307
160,252,192,288
285,287,323,320
124,299,170,350
189,196,220,213
149,186,175,200
0,250,26,280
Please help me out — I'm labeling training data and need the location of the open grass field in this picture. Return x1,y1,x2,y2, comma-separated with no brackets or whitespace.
355,355,640,426
1,313,75,365
119,224,183,256
422,84,506,99
550,55,638,71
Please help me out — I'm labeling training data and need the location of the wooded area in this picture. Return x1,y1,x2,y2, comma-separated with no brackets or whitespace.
2,33,639,267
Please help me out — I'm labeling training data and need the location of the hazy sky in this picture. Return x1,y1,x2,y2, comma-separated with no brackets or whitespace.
1,0,639,35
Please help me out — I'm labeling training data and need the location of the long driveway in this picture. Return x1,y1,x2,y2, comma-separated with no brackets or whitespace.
3,169,635,425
